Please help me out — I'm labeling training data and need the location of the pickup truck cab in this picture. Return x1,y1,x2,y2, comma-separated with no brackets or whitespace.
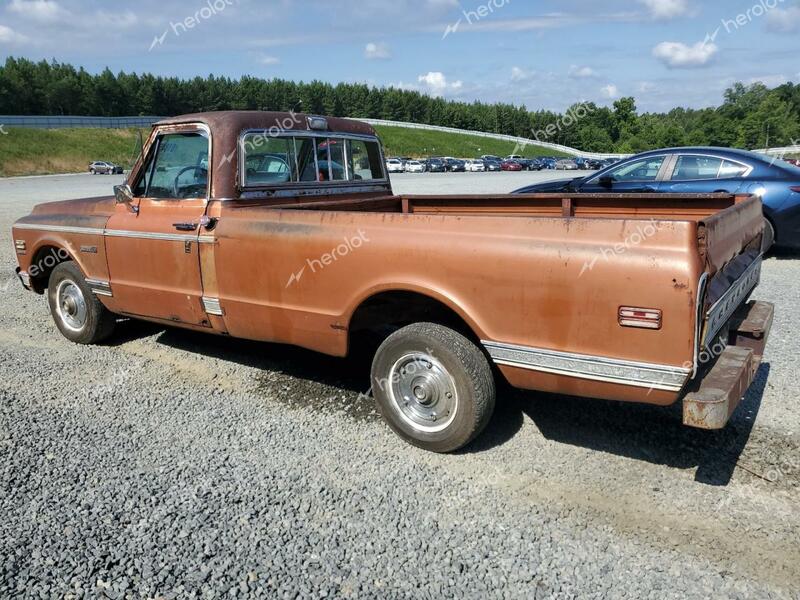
13,112,774,452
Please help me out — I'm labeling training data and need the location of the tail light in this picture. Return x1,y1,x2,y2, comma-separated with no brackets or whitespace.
619,307,662,330
790,186,800,193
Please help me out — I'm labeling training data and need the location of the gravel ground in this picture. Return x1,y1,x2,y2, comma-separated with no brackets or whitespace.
1,173,799,599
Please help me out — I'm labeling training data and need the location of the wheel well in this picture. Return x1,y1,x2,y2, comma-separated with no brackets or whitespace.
28,245,72,293
348,291,481,353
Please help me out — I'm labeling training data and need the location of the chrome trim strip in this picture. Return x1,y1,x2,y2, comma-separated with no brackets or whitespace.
198,235,216,245
85,278,113,297
482,340,690,392
702,255,762,349
202,297,224,316
104,229,197,242
13,223,105,236
18,271,31,287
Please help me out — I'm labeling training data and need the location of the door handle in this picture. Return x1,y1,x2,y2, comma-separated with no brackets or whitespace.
173,222,198,231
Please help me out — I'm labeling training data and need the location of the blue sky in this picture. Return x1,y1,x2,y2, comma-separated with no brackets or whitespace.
1,0,799,113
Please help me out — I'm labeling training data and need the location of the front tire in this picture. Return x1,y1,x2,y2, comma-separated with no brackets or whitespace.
47,261,116,344
371,323,495,453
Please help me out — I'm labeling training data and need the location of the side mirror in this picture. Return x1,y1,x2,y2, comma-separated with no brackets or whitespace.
598,176,614,188
114,184,133,204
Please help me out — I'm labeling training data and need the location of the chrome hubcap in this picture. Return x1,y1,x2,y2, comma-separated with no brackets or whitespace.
388,353,458,433
56,280,87,332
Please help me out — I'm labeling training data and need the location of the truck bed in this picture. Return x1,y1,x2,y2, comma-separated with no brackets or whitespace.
275,192,746,222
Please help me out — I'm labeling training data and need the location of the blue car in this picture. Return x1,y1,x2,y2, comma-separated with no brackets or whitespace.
513,147,800,249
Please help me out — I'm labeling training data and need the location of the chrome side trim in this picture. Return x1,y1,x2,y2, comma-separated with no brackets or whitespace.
18,270,31,287
13,223,105,236
702,256,762,349
104,229,197,242
198,235,216,245
202,297,224,316
85,278,112,297
482,340,690,392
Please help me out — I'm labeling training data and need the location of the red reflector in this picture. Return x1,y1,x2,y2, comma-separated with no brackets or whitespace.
790,186,800,193
619,307,662,330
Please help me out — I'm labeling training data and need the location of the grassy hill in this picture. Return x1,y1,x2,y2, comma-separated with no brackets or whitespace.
372,124,568,159
0,124,568,177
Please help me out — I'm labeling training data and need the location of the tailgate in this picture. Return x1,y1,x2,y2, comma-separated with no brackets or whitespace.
696,195,765,353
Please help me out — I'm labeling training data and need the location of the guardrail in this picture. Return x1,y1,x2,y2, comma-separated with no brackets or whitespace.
753,146,800,156
359,118,632,160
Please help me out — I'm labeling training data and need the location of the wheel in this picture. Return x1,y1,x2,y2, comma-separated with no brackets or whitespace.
89,169,96,175
763,218,776,251
47,261,116,344
371,323,495,453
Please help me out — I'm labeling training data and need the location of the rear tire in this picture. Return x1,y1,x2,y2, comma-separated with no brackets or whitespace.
47,261,116,345
763,218,776,251
371,322,495,453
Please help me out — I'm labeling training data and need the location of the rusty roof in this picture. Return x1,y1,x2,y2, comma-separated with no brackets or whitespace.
155,111,377,137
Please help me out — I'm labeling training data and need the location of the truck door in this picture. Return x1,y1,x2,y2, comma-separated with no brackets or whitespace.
104,126,210,326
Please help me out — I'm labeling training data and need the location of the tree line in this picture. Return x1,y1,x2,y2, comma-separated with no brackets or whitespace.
1,57,799,153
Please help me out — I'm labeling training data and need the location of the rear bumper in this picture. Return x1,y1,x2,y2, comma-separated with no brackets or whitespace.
683,300,774,429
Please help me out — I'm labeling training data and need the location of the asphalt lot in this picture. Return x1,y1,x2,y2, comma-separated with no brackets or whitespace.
1,172,799,598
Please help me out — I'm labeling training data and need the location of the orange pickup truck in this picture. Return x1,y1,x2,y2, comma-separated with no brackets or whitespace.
12,112,774,452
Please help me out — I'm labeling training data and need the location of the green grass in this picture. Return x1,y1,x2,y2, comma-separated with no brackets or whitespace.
373,124,569,159
0,123,569,177
0,128,145,177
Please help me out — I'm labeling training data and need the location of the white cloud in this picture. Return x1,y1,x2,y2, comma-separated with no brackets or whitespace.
745,74,790,87
569,65,596,78
511,66,535,82
638,0,689,20
364,42,391,60
7,0,68,22
601,84,619,99
418,71,462,96
653,40,717,68
765,7,800,33
395,72,463,97
257,55,280,66
638,81,657,93
0,24,29,44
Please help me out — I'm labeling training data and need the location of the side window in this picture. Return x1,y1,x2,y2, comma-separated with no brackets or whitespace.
601,156,665,182
347,139,384,181
134,132,209,199
296,137,319,182
242,133,297,186
671,155,723,181
719,160,749,178
317,139,347,181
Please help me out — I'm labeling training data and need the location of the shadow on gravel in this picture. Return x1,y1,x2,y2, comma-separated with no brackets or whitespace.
767,248,800,260
466,364,770,486
114,320,382,420
109,318,768,483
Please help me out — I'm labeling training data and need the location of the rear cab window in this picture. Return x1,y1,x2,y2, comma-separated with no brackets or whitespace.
240,131,385,188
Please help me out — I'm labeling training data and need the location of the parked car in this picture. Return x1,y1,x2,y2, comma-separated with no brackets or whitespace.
444,158,465,172
505,155,525,161
404,160,426,173
88,161,123,175
481,155,503,163
500,160,524,172
424,157,447,173
464,159,486,172
513,146,800,249
583,158,605,170
12,112,773,453
482,159,502,172
556,159,579,170
385,158,405,174
538,157,557,170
